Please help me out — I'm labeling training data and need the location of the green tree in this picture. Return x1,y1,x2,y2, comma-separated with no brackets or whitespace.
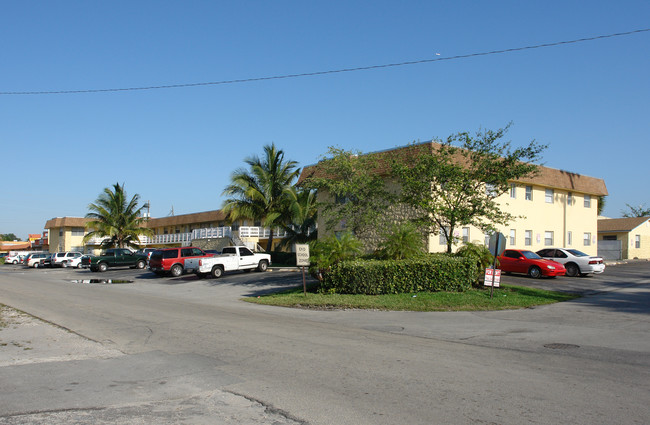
222,143,300,251
276,187,318,250
376,222,424,260
302,146,393,238
0,233,20,241
621,203,650,217
392,124,546,253
83,183,153,249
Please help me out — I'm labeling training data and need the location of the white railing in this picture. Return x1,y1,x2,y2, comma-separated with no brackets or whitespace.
84,226,288,247
238,226,288,238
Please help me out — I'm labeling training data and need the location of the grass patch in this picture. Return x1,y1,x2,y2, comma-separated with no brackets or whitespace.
244,284,579,311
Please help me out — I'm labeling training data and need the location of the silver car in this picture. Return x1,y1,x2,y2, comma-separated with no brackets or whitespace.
536,248,605,277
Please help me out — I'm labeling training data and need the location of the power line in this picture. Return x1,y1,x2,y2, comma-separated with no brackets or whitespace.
2,28,648,96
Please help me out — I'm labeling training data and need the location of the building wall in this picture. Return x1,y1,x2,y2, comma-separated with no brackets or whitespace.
49,226,87,253
317,181,601,256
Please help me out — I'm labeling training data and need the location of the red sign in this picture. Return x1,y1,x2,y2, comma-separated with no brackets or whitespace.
484,268,501,287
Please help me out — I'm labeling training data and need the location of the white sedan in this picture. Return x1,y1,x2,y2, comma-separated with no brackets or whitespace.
536,248,605,277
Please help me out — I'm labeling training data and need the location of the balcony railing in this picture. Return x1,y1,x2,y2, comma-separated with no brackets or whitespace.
85,226,289,247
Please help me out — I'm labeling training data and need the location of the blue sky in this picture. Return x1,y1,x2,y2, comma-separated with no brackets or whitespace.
2,1,649,240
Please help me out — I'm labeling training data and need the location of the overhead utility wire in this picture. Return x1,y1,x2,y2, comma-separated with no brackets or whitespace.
2,28,648,96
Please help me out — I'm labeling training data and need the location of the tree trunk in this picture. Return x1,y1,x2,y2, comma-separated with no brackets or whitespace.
266,228,274,252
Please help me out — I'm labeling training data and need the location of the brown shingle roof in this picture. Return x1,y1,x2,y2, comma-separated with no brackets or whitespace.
598,217,650,233
44,217,91,228
298,141,608,196
145,210,227,228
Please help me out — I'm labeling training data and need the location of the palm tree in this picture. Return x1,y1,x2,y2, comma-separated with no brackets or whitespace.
83,183,153,249
276,187,318,250
222,143,300,251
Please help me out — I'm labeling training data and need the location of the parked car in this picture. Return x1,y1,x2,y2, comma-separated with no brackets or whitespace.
39,254,53,268
149,247,214,277
61,252,85,268
24,253,51,268
536,248,605,277
135,248,158,262
185,246,271,278
497,249,566,278
51,252,84,268
82,248,149,272
5,254,25,265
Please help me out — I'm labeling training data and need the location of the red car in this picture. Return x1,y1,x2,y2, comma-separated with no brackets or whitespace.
149,247,214,277
497,249,566,278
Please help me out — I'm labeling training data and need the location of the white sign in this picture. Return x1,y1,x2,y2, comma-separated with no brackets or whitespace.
484,268,501,287
295,244,310,267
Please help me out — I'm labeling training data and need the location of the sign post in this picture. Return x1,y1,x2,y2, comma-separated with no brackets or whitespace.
486,232,506,299
295,244,310,296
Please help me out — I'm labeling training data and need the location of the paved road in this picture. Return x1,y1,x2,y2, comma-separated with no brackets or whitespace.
0,262,649,424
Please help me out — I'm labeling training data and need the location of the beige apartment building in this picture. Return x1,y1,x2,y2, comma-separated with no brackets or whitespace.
301,143,607,256
45,211,285,254
598,216,650,260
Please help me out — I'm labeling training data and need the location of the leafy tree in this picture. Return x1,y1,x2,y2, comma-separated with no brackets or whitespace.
621,203,650,217
0,233,20,241
222,143,300,251
302,146,393,239
376,222,424,260
276,187,318,250
392,124,546,253
83,183,153,249
456,242,495,284
597,195,607,216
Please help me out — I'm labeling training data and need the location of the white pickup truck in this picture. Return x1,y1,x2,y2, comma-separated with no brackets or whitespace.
185,246,272,278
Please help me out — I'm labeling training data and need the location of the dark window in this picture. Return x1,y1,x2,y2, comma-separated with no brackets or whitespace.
162,250,179,259
180,248,193,257
504,250,520,259
240,248,254,256
537,249,553,257
191,248,205,256
222,247,236,255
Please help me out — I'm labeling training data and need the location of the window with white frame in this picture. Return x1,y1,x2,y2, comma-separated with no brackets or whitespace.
525,230,532,246
583,232,591,246
485,183,497,197
584,194,591,208
462,227,470,243
635,235,641,249
545,189,554,203
544,231,554,246
509,229,516,245
567,231,572,246
567,192,573,206
510,183,516,199
525,186,533,201
439,227,450,245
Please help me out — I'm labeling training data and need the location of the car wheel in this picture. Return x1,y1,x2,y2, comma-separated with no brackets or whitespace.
136,260,146,269
98,262,108,272
211,265,223,279
257,260,269,272
33,263,39,268
528,266,542,279
170,264,183,277
76,263,83,269
565,263,579,277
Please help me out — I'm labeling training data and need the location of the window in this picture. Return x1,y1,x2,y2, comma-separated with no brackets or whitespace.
59,229,63,237
510,184,516,199
567,192,573,206
525,230,532,246
71,227,85,236
439,227,449,245
567,231,572,246
525,186,533,201
635,235,641,249
462,227,470,243
583,233,591,246
603,235,617,241
584,194,591,208
509,229,516,246
544,231,554,246
545,189,554,203
485,183,497,197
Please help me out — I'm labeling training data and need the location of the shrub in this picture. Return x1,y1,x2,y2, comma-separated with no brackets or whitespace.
320,254,478,295
455,242,496,286
376,222,425,260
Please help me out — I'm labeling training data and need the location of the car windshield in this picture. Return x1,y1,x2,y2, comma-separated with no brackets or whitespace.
567,249,588,257
521,250,542,260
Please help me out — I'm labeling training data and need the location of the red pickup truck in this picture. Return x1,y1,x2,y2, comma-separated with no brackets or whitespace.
148,247,214,277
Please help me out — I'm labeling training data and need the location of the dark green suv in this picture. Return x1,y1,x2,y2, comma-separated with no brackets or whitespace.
82,248,148,272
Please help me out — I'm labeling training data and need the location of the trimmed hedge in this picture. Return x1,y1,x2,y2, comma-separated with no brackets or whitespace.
320,254,478,295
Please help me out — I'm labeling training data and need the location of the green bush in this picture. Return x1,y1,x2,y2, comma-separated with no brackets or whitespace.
320,254,478,295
